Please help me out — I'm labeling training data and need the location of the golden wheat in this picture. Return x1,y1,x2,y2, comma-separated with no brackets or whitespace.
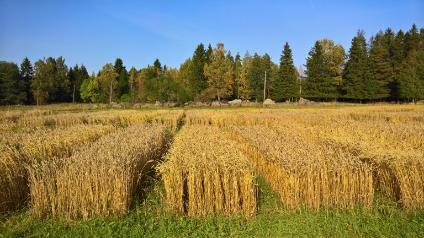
158,125,257,217
27,123,171,219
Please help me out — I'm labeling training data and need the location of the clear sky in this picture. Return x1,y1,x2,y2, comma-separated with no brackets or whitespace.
0,0,423,73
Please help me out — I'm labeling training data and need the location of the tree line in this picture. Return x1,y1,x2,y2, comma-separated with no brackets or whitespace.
0,24,423,105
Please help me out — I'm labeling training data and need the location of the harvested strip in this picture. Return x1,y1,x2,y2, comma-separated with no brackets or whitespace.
27,123,171,219
158,125,256,217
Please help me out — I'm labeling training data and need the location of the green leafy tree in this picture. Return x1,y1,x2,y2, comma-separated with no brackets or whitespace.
274,42,298,101
98,63,119,104
80,75,103,103
31,57,69,104
128,67,138,103
203,43,233,102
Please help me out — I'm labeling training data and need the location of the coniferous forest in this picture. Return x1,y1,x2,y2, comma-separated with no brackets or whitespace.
1,24,423,105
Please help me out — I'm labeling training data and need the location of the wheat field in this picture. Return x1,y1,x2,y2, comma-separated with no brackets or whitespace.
0,104,423,221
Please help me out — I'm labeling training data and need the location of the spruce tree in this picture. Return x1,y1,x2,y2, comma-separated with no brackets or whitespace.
343,31,374,101
398,50,422,102
0,61,26,105
233,53,243,99
304,41,335,100
189,43,207,97
114,58,129,100
369,32,393,100
20,57,33,104
247,53,264,101
274,42,298,101
398,24,424,102
261,54,275,100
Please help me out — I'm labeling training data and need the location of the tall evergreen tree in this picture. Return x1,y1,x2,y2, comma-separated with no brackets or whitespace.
205,43,213,63
153,59,162,74
398,50,423,102
398,24,424,102
68,67,77,103
20,57,33,104
114,58,129,100
274,42,298,101
319,39,345,101
247,53,264,101
238,53,252,100
233,53,243,99
304,41,336,100
0,61,26,105
189,43,207,97
343,31,374,101
261,54,275,100
369,32,394,100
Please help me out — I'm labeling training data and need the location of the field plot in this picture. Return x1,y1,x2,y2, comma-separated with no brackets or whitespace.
186,105,424,211
158,125,256,217
0,108,183,215
28,123,171,219
0,104,423,237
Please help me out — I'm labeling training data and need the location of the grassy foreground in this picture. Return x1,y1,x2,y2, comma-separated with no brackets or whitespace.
1,178,423,238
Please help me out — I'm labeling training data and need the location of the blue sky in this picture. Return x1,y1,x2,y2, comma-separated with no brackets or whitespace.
0,0,423,73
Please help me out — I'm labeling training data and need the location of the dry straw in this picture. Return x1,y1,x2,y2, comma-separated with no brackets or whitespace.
0,124,115,214
158,125,257,217
231,125,374,210
27,123,171,219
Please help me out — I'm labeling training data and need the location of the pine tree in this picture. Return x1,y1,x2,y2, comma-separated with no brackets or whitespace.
304,41,336,100
343,31,374,101
274,42,298,101
20,57,33,104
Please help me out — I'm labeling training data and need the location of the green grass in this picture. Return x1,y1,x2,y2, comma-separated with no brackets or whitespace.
1,178,423,238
